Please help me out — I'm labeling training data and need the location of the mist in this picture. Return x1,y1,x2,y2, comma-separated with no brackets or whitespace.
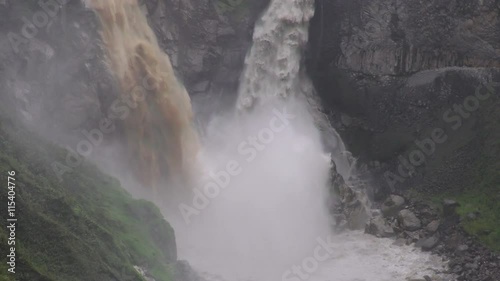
166,98,332,281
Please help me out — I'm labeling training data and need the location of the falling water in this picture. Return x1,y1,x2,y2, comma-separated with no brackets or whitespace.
235,0,353,179
87,0,199,190
87,0,451,280
169,0,451,280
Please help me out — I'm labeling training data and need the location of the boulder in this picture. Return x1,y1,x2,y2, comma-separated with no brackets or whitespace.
365,215,395,238
416,235,440,251
425,220,440,233
398,209,422,231
443,199,460,217
381,195,405,217
404,230,421,244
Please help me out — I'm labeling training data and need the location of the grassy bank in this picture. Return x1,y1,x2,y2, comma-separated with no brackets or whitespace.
409,97,500,252
0,117,176,281
453,98,500,251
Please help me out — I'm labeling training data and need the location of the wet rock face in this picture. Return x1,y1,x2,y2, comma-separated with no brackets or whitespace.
329,160,370,230
0,0,269,140
144,0,270,96
0,0,106,136
309,0,500,77
306,0,500,280
308,0,500,135
307,0,500,200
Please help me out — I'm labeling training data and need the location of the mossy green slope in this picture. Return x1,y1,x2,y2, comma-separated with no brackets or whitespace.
409,96,500,252
453,98,500,251
0,118,176,281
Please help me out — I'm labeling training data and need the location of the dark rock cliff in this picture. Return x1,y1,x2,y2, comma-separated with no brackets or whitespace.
307,0,500,195
307,0,500,257
309,0,500,76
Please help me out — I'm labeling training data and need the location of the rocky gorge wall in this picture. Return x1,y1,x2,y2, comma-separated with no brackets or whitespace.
307,0,500,197
307,1,500,272
309,0,500,76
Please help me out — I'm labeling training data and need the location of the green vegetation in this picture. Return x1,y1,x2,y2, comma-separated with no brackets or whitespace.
453,99,500,251
416,159,500,252
408,97,500,252
0,117,176,281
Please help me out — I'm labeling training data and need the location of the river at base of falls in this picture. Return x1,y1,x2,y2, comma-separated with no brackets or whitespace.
179,230,450,281
166,101,452,281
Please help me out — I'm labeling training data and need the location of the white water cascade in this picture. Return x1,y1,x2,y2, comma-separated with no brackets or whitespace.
167,1,451,280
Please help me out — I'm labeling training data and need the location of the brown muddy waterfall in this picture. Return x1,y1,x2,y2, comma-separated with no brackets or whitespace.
87,0,199,189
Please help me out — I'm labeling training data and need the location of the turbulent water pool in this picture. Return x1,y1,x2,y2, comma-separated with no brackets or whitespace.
177,230,450,281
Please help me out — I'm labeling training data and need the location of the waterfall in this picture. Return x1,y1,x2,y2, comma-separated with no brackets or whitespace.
169,0,333,279
87,0,200,190
236,0,315,109
236,0,355,180
234,0,371,228
169,1,451,280
170,0,354,279
84,0,453,280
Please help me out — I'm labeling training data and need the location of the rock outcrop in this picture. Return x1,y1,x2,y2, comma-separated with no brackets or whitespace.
329,159,370,230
